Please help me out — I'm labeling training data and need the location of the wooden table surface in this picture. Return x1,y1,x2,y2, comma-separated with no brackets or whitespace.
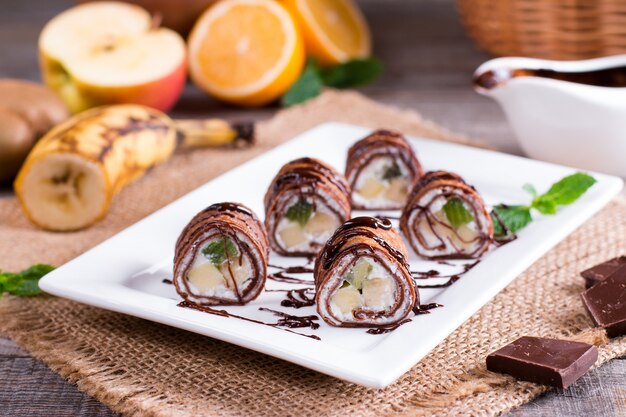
0,1,624,416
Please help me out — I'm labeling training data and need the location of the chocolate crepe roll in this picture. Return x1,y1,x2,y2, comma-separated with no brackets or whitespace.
400,171,493,259
264,157,351,256
174,202,269,305
314,217,417,327
346,129,423,210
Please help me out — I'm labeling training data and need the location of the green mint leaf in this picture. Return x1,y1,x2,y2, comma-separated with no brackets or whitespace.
18,264,55,281
491,204,532,237
522,183,538,198
4,278,42,296
280,59,323,107
202,238,238,265
320,57,383,88
443,198,474,229
0,264,55,297
285,198,313,227
382,162,402,180
531,172,596,214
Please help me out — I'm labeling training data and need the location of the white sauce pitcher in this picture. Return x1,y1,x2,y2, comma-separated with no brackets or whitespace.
474,55,626,177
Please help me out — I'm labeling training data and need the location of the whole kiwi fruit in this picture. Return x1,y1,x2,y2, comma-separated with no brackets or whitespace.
0,79,69,182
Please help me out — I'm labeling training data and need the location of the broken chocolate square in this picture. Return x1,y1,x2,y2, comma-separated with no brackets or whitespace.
580,256,626,288
486,336,598,388
581,271,626,338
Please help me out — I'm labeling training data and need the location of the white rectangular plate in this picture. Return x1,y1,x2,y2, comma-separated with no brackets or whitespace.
40,122,623,388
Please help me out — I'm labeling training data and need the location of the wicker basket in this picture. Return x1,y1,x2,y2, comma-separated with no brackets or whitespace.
457,0,626,59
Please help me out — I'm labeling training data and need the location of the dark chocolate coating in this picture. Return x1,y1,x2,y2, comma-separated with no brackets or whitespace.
314,216,417,328
264,157,351,256
345,129,423,210
580,256,626,288
173,202,269,306
581,269,626,338
486,336,598,389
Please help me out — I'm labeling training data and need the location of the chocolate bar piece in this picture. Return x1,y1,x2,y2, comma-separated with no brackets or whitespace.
486,336,597,388
581,271,626,337
580,256,626,288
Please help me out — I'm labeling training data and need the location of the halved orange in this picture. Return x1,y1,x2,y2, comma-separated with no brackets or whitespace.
283,0,371,66
188,0,305,107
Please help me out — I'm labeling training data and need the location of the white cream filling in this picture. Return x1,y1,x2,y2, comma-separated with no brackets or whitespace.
352,156,411,208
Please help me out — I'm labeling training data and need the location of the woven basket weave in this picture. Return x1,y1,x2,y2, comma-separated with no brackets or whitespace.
457,0,626,59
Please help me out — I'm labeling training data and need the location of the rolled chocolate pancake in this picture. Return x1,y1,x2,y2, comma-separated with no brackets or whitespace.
315,217,417,327
264,157,351,256
400,171,493,259
346,129,423,210
174,202,269,305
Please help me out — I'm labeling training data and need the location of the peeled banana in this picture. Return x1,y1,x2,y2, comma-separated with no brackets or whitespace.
15,104,254,231
14,105,176,231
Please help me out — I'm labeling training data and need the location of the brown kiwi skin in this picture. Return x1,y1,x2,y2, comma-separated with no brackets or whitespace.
0,79,69,182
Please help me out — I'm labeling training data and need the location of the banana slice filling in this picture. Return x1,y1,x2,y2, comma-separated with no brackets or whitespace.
353,157,411,207
186,236,253,300
330,258,397,320
275,197,340,252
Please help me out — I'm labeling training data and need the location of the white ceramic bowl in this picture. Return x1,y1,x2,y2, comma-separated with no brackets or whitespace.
475,55,626,177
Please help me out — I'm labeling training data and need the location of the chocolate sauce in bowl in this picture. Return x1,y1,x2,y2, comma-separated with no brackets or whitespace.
475,67,626,90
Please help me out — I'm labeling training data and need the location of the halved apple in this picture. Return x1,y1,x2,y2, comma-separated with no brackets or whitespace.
39,1,187,113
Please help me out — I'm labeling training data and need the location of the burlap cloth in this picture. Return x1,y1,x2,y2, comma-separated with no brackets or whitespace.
1,90,625,417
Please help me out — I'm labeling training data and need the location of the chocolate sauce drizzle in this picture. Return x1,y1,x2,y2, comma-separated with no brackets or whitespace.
267,264,315,285
258,307,320,329
177,301,320,340
490,205,519,246
320,217,408,270
279,288,316,309
206,202,253,217
411,260,480,288
162,278,173,285
366,318,412,335
413,302,444,315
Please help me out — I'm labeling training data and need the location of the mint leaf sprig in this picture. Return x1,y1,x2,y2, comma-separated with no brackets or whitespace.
202,238,239,265
285,198,313,226
0,264,55,296
280,57,383,107
492,172,596,237
443,198,474,229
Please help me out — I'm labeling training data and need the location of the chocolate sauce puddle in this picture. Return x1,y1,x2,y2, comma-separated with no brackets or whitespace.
177,301,320,340
366,318,412,335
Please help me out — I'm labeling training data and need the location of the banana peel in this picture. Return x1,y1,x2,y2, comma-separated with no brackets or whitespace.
14,104,254,231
